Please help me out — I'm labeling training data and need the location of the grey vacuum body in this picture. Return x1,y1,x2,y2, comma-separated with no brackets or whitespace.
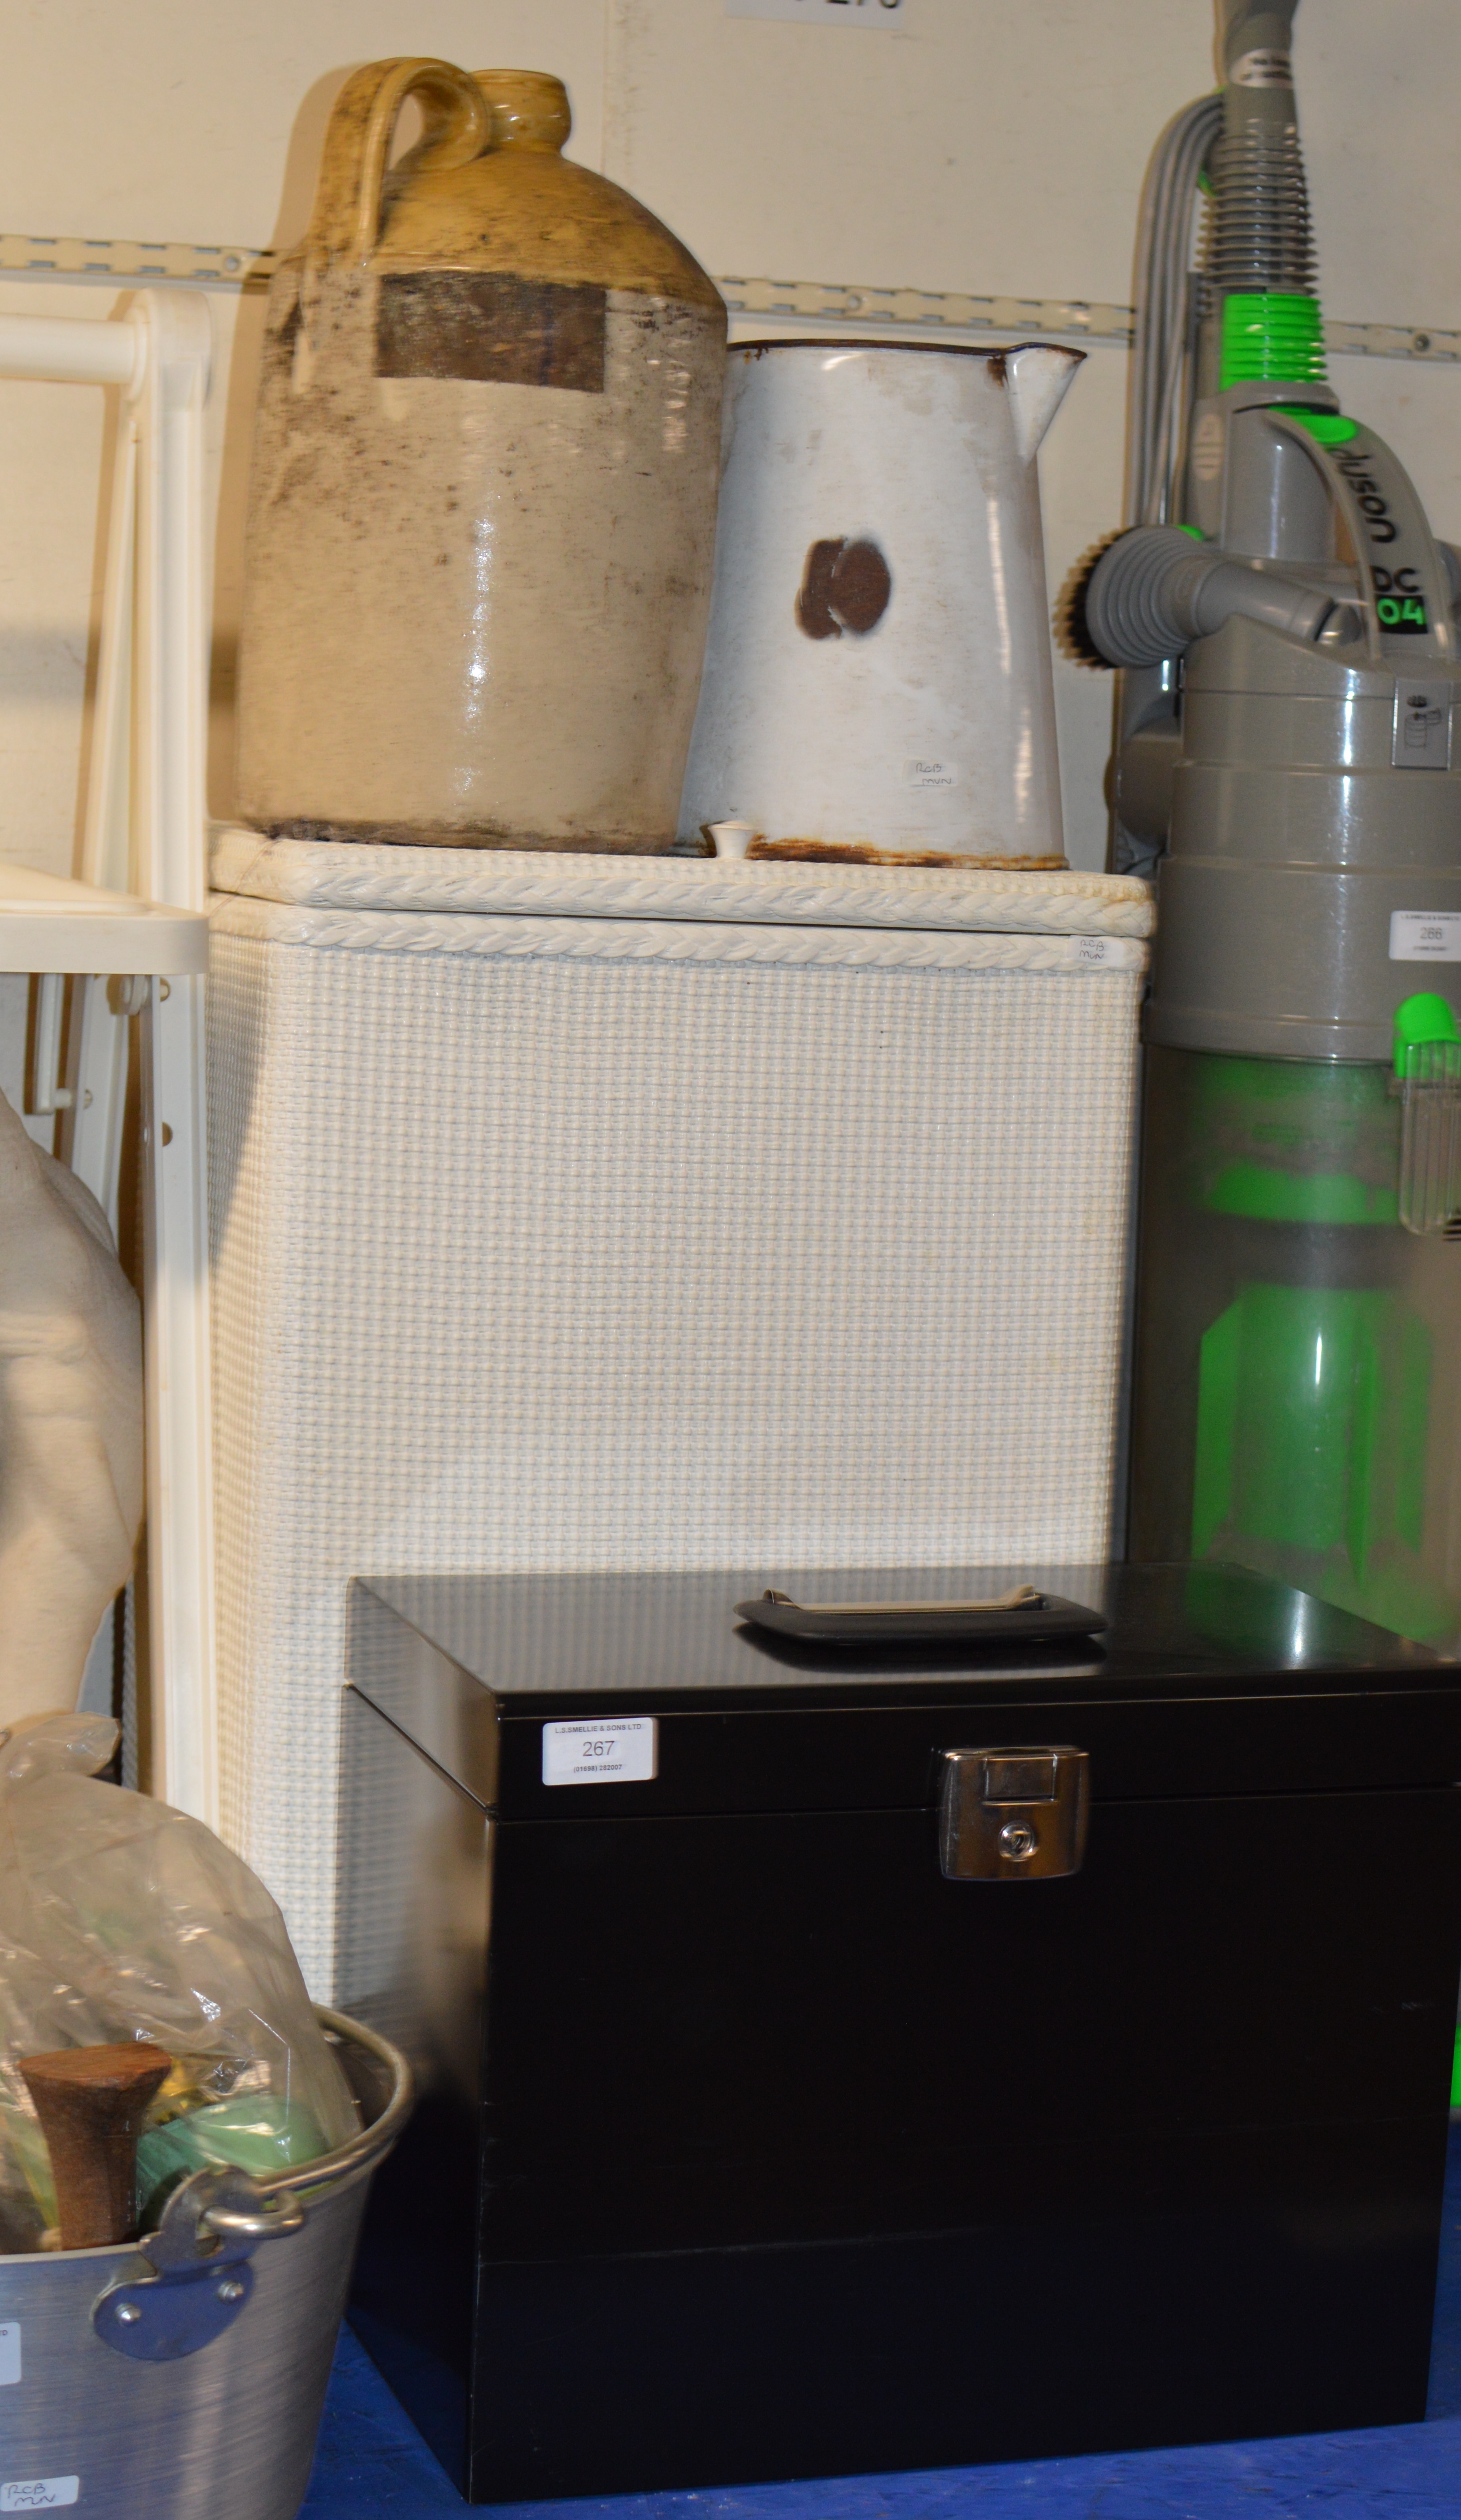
1080,0,1461,1639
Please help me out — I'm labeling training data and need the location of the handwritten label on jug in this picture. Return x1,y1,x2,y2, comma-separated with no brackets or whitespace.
376,274,606,393
726,0,908,23
902,758,961,791
0,2328,18,2387
1390,911,1461,962
1,2483,79,2511
542,1718,658,1786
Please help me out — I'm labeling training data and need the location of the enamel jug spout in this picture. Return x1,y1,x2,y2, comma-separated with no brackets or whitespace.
1004,344,1083,464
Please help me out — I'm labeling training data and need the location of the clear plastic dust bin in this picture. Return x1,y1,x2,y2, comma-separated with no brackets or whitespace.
1130,1030,1461,1645
0,2010,410,2520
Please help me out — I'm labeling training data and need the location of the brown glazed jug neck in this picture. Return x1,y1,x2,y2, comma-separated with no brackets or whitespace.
373,67,722,307
296,57,721,308
477,69,572,153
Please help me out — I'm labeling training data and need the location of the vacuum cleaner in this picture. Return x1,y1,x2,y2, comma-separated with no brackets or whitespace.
1075,0,1461,1641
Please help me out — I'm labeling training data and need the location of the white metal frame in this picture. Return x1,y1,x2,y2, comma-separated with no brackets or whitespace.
0,297,214,1824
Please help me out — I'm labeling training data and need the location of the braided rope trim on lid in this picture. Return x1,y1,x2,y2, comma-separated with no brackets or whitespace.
209,828,1154,940
208,893,1150,973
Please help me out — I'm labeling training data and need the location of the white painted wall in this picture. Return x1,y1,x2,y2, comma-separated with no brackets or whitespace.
0,0,1455,923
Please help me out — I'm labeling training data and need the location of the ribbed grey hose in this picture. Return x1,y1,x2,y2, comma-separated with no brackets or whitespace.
1127,93,1222,527
1209,1,1314,305
1086,525,1357,666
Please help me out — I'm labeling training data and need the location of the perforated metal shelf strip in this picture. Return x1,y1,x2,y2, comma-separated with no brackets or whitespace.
0,235,1454,362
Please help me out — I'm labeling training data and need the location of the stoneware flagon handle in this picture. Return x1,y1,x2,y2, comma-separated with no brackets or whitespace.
19,2042,172,2250
305,56,491,272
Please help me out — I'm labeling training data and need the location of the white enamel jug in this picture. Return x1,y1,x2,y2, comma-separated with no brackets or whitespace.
678,340,1082,865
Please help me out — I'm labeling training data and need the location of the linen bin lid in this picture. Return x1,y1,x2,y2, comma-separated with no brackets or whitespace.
210,829,1154,943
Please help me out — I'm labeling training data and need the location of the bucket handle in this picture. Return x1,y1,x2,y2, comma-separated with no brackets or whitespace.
186,2006,414,2241
241,2007,416,2208
305,57,491,275
90,2010,413,2362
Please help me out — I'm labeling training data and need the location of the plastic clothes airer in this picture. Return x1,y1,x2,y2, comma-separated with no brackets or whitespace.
0,1713,356,2251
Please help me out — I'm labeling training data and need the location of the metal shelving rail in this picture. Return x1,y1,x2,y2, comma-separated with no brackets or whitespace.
0,230,1456,361
0,298,214,1825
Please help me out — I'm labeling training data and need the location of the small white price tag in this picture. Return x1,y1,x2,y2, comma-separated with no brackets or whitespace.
543,1718,658,1786
0,2327,19,2387
1,2483,79,2511
1390,910,1461,962
1074,937,1115,966
726,0,908,23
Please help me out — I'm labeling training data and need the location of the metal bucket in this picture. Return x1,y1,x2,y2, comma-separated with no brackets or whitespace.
0,2008,411,2518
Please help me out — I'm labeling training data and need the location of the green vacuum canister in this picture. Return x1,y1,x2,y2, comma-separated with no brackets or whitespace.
1131,1040,1461,1643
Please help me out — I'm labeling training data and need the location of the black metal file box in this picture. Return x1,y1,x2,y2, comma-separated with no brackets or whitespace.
336,1565,1461,2501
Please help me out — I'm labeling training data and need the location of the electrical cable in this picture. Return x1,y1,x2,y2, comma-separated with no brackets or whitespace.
1126,93,1221,527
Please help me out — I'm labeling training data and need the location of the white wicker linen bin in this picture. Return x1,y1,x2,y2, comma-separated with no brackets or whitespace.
207,834,1152,1987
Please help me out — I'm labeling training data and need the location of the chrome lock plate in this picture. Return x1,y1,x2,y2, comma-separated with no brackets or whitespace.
939,1746,1090,1880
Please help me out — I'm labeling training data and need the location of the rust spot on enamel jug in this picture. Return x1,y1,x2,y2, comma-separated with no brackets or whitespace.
795,536,892,639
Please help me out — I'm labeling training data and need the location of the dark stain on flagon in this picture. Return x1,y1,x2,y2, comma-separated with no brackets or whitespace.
375,272,607,391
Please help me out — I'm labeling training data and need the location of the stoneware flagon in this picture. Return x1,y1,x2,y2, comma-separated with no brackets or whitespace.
678,340,1083,866
237,60,726,849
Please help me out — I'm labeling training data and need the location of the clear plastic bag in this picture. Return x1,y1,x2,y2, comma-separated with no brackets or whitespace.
0,1713,356,2249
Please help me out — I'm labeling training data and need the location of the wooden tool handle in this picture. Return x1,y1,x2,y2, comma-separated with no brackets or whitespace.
19,2043,172,2249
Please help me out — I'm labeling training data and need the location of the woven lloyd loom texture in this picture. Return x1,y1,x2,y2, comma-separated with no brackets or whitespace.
209,902,1143,1989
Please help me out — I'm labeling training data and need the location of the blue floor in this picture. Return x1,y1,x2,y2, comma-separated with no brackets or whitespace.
302,2130,1461,2519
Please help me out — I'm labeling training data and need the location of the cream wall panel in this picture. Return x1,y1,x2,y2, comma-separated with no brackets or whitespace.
604,0,1461,331
604,0,1213,299
0,284,114,879
1302,9,1461,334
0,3,605,246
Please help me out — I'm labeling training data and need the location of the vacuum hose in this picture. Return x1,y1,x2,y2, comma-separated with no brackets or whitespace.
1206,2,1316,301
1083,525,1356,668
